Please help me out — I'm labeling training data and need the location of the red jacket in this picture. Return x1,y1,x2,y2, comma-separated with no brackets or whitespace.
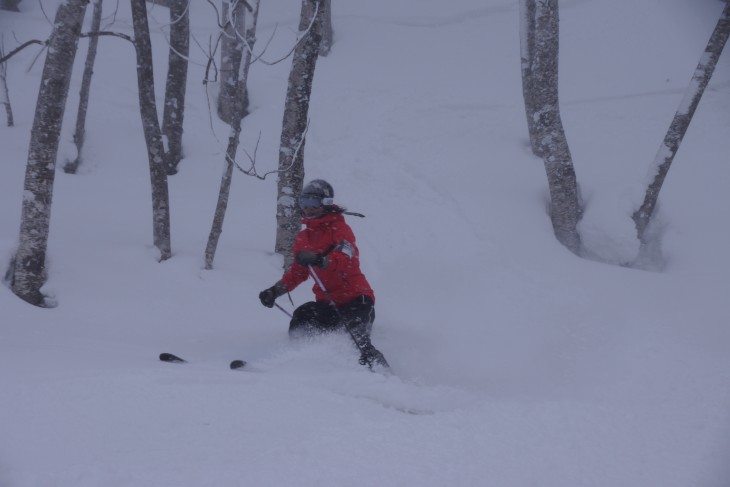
281,210,374,307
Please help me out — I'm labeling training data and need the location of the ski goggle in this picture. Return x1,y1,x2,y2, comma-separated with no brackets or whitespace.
299,195,333,209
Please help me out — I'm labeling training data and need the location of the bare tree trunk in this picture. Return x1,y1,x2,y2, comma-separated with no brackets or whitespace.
64,0,103,174
519,0,541,156
532,0,581,255
217,0,247,125
161,0,189,175
204,0,260,270
319,0,333,57
9,0,88,306
0,0,21,12
204,128,240,269
131,0,172,261
0,40,13,127
275,0,323,268
633,1,730,243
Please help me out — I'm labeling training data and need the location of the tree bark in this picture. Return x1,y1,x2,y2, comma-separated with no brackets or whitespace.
217,0,248,126
204,0,260,270
532,0,582,255
10,0,88,306
0,41,13,127
64,0,103,174
131,0,172,261
0,0,21,12
319,0,333,57
275,0,322,269
161,0,189,175
519,0,541,156
633,1,730,243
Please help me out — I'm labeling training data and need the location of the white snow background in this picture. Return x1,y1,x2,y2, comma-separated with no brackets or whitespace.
2,0,730,485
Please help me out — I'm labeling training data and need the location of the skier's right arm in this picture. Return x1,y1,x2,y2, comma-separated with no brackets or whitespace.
259,236,308,308
279,235,310,292
259,281,288,308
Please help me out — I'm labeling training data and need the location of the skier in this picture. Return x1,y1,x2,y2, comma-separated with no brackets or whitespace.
258,179,389,369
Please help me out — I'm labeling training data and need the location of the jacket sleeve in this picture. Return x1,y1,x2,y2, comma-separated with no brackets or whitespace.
326,223,360,272
280,235,310,291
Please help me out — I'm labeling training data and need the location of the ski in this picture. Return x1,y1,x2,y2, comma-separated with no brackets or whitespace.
230,359,247,370
159,353,247,370
159,352,187,363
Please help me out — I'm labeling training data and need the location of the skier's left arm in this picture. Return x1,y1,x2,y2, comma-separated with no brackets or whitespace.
293,224,360,270
325,225,360,272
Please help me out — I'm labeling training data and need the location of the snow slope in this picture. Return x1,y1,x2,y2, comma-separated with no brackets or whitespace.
1,0,729,485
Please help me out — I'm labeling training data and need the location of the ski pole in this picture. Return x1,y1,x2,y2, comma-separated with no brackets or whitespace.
307,265,339,311
274,302,292,318
307,265,364,349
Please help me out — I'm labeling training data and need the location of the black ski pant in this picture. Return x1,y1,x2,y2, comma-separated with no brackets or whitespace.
289,296,388,368
289,295,374,342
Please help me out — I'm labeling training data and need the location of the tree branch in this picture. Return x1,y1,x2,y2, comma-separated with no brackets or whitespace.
81,31,135,43
231,119,310,180
0,39,46,64
0,30,134,65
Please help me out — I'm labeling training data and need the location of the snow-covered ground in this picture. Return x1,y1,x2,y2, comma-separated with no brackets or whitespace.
1,0,729,485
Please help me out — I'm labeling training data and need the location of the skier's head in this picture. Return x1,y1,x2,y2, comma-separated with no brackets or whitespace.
299,179,334,219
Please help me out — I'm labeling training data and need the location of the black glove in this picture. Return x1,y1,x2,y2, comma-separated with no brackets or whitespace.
295,250,328,268
259,282,286,308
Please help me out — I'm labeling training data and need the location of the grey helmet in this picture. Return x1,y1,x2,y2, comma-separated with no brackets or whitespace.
299,179,334,209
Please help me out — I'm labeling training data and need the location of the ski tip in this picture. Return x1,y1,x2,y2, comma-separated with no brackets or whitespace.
159,352,186,363
230,360,247,370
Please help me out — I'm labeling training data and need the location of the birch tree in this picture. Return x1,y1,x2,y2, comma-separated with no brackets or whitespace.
9,0,88,306
204,0,260,270
275,0,323,268
319,0,333,57
64,0,103,174
633,1,730,244
131,0,172,260
0,0,21,12
217,0,248,125
162,0,190,175
529,0,582,254
519,0,540,156
0,38,13,127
